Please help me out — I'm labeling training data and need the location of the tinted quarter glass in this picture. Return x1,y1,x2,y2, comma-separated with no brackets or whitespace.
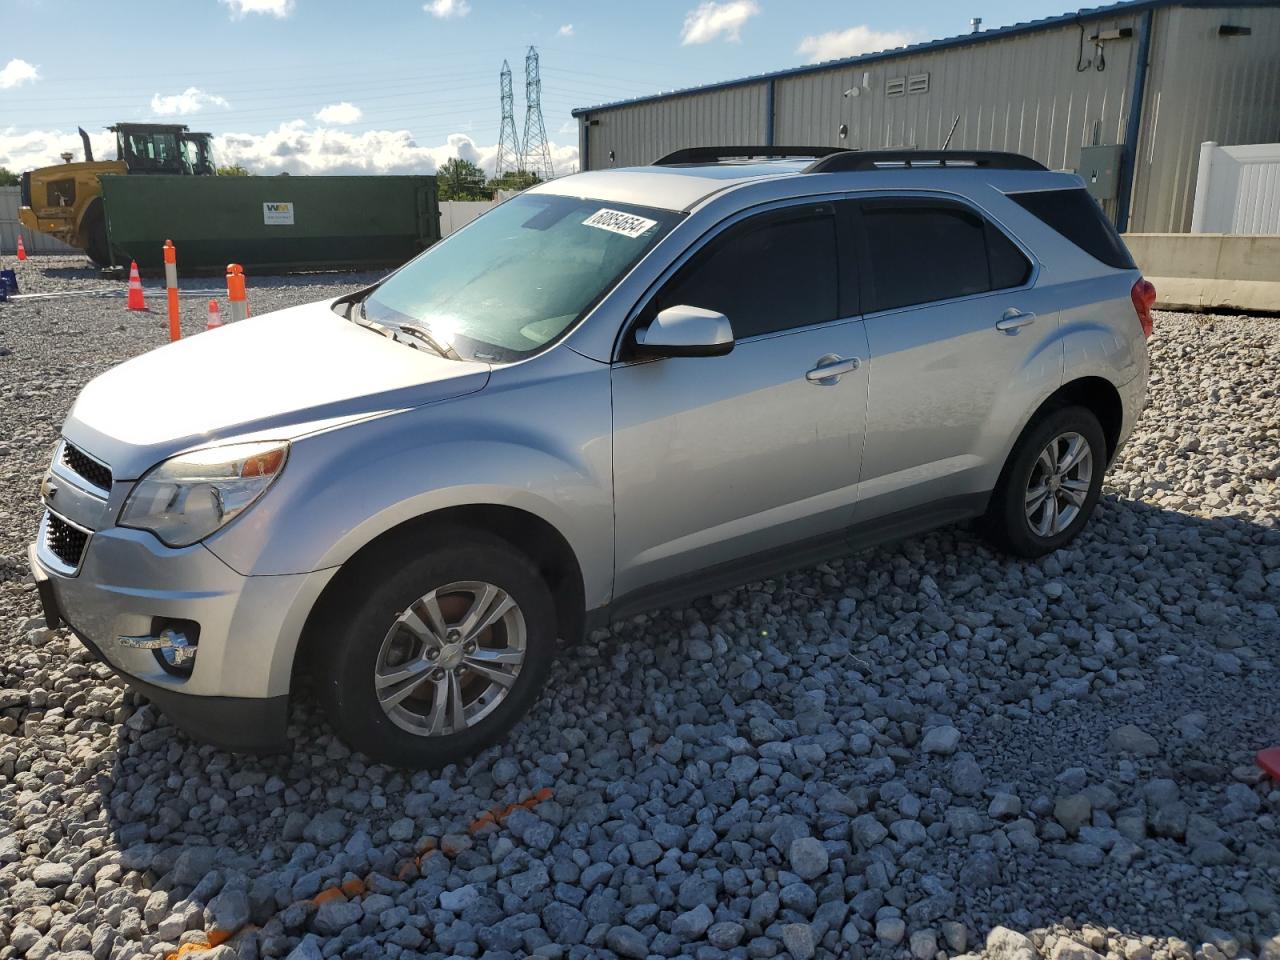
860,202,989,312
986,221,1033,290
1009,188,1135,269
655,210,838,339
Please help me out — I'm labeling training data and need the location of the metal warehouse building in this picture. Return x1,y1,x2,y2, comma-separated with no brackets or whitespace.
572,0,1280,233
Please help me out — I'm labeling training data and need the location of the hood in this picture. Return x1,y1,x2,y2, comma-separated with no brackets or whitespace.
64,299,490,479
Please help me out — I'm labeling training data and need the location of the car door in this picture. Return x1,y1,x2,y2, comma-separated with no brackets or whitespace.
847,194,1062,523
610,200,870,600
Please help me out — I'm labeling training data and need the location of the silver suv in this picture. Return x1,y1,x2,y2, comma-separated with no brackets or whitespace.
29,148,1151,767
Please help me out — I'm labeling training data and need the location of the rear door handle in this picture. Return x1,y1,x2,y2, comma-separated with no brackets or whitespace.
806,354,860,384
996,309,1036,332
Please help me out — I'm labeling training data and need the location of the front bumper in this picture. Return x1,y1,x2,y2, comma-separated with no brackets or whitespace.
29,525,333,753
73,622,289,755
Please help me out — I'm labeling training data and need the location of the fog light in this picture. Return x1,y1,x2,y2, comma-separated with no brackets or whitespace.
118,623,199,677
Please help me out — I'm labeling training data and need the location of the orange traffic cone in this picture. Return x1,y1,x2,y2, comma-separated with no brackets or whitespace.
206,299,224,330
16,235,27,261
126,261,147,311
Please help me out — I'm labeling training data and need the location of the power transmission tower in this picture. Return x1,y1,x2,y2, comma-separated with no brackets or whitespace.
495,60,521,178
520,46,555,180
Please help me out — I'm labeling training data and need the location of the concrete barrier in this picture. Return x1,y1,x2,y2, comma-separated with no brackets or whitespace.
1122,233,1280,313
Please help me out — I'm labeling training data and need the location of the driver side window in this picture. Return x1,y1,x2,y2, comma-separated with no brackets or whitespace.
650,205,839,340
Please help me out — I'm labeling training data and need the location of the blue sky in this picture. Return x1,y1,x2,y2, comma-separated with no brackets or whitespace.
2,0,1088,175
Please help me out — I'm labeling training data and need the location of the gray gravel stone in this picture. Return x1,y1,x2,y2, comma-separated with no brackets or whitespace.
877,917,907,945
672,903,714,939
605,924,649,958
788,836,829,880
988,926,1036,960
921,725,962,755
782,923,817,959
1107,724,1160,756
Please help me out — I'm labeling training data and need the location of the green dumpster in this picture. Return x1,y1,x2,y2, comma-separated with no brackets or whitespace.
99,174,440,274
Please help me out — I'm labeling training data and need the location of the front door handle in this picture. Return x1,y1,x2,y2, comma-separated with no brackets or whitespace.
806,354,860,384
996,309,1037,332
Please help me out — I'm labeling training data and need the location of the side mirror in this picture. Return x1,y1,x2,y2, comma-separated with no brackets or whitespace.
633,304,735,358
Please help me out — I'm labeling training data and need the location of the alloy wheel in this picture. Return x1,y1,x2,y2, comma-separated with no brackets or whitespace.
373,580,526,737
1025,431,1093,537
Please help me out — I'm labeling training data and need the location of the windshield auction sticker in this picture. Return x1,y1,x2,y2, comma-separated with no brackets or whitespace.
582,208,657,238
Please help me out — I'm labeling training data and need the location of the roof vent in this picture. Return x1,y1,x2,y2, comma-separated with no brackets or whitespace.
970,17,982,32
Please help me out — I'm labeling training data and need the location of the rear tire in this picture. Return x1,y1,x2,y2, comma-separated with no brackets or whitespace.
982,405,1106,558
316,530,556,768
82,204,111,267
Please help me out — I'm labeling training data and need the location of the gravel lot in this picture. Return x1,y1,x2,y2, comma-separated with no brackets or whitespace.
0,255,1277,960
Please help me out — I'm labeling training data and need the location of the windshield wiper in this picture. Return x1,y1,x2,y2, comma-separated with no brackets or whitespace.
394,321,461,361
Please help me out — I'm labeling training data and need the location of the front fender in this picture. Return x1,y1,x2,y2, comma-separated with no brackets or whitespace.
204,358,615,609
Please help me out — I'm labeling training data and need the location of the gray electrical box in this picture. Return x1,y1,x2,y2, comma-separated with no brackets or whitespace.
1077,144,1124,201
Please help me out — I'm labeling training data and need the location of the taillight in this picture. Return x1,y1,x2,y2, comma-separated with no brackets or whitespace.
1131,278,1156,338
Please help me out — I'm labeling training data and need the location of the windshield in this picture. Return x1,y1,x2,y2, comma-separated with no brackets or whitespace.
363,193,679,362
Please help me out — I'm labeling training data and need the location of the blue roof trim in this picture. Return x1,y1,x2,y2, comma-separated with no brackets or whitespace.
570,0,1258,117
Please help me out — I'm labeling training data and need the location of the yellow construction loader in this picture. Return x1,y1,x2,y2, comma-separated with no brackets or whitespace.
19,123,216,265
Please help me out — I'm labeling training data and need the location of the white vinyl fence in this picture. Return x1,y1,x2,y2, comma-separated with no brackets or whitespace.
439,199,501,236
0,186,79,256
1191,142,1280,234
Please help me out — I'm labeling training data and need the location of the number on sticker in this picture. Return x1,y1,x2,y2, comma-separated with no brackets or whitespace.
582,208,658,238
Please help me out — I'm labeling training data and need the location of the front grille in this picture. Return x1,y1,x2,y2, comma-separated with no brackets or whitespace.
61,442,112,491
45,512,89,569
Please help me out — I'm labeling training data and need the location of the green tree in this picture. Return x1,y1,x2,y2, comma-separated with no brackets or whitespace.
436,157,490,201
487,169,541,194
216,164,251,176
0,167,20,186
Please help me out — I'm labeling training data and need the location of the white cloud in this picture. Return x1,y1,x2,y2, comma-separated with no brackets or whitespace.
796,25,916,63
680,0,759,44
315,102,363,124
424,0,470,18
0,59,39,89
216,125,579,177
0,127,115,166
1,124,579,178
557,23,574,36
220,0,293,17
150,87,231,116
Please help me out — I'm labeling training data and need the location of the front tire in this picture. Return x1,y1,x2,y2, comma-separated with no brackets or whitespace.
316,530,556,768
982,406,1106,558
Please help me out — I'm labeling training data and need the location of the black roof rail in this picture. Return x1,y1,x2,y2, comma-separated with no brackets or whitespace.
804,150,1047,173
654,145,846,166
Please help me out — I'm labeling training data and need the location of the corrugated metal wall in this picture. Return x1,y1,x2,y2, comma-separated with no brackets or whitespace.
1131,5,1280,232
773,14,1138,183
0,187,79,255
577,3,1280,234
584,82,768,169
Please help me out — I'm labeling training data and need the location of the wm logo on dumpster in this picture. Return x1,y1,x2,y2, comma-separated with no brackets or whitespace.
263,202,295,226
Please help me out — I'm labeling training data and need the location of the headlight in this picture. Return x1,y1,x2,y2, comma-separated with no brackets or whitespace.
119,441,288,547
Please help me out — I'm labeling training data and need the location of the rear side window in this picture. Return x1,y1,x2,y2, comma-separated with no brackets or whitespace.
1009,188,1135,269
987,222,1033,289
856,200,1032,313
654,207,838,339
